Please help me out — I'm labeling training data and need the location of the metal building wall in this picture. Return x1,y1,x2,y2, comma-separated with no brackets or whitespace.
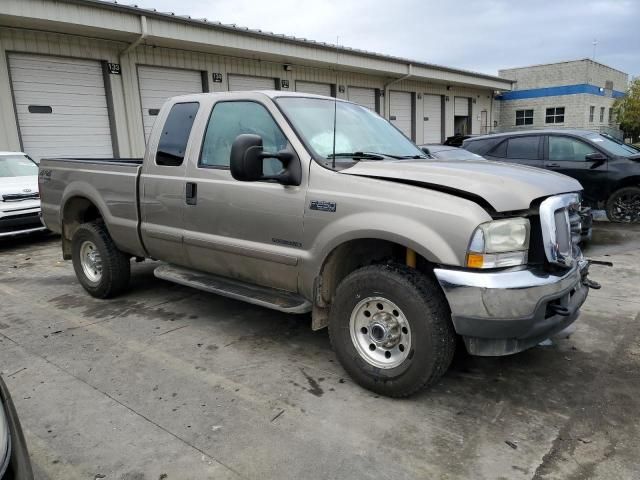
0,26,501,156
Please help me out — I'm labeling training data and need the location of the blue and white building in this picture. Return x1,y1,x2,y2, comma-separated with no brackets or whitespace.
497,59,628,136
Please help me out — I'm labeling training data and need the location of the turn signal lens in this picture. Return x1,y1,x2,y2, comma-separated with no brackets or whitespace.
466,253,484,268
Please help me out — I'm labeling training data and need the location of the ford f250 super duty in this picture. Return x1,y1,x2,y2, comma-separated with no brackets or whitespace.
39,91,597,397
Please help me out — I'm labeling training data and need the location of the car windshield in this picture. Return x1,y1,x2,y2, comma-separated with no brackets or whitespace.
275,97,426,167
0,155,38,177
430,148,483,160
587,134,638,157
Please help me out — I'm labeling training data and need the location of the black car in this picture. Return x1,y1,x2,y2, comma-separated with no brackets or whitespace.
463,129,640,222
0,376,33,480
443,134,478,147
420,144,485,160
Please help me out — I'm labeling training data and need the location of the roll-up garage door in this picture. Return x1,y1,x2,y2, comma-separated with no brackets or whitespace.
348,87,376,111
8,53,113,161
228,74,276,92
138,65,203,141
389,91,413,138
454,97,469,116
422,94,442,143
296,81,332,97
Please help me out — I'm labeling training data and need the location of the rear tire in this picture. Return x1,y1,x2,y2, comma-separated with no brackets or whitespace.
606,186,640,223
71,221,130,298
328,263,456,397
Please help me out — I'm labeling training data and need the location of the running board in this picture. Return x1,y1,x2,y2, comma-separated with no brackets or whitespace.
154,264,312,314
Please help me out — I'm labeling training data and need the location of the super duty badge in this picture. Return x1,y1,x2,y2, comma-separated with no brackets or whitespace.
310,200,336,212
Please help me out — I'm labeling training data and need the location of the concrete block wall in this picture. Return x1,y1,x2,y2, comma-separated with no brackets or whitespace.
498,93,618,131
499,59,628,92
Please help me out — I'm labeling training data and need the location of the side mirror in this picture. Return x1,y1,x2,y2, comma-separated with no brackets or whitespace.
230,134,301,186
585,152,607,169
585,152,607,161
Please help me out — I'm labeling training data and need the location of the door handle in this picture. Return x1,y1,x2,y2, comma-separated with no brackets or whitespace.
185,182,197,205
547,163,561,168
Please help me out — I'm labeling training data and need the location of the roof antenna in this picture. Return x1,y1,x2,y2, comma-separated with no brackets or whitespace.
332,35,339,169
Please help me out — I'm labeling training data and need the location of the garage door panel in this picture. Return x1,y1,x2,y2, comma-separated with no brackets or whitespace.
14,91,110,108
422,94,442,143
389,91,412,138
138,65,204,141
9,53,113,160
348,87,376,111
454,97,469,116
296,81,332,96
228,75,275,91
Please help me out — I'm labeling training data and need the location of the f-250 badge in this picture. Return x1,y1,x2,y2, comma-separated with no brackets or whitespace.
310,200,336,212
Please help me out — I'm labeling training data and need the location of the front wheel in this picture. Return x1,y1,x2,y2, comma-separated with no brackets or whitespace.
606,186,640,223
71,221,131,298
328,263,456,397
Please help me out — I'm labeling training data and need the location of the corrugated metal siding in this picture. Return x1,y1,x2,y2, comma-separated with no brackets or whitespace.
454,97,469,116
8,53,113,160
137,65,203,141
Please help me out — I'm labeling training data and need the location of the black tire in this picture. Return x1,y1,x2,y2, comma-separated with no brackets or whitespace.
606,186,640,223
71,221,130,298
328,263,456,397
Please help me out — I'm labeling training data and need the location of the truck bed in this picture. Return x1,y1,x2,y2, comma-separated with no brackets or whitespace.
39,157,146,257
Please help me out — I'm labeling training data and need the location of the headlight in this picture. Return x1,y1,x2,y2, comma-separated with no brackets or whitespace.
0,401,9,478
466,217,530,268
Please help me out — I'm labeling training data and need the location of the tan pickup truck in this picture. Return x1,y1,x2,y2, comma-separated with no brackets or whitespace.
39,91,596,397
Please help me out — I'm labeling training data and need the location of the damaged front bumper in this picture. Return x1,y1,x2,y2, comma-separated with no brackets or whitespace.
434,260,590,356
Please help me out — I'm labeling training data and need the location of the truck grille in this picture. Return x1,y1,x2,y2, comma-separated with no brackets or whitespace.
539,193,582,267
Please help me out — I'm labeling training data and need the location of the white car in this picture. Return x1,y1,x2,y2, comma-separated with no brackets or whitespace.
0,152,46,238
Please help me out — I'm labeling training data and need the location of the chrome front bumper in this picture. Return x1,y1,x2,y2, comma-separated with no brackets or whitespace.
434,261,589,356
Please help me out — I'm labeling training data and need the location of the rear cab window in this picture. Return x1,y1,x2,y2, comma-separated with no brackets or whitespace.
155,102,200,167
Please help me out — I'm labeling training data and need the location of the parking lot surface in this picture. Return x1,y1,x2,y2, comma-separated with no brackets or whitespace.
0,222,638,480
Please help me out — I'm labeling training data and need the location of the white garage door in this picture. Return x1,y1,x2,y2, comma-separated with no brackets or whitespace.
454,97,469,116
296,81,332,97
389,91,413,138
348,87,376,111
138,65,203,141
8,53,113,161
423,94,442,143
228,74,275,91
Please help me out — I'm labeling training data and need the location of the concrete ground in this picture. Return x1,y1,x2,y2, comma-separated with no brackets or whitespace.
0,222,638,480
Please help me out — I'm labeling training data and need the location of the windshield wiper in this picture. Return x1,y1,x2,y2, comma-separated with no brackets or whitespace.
392,154,427,159
327,152,385,160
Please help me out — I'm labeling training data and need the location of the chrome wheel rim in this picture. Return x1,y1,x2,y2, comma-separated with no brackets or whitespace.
349,296,412,369
80,240,102,282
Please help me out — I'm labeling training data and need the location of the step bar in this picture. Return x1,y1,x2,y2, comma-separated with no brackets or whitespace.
154,264,312,314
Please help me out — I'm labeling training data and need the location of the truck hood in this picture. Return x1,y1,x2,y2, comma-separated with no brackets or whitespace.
341,159,583,212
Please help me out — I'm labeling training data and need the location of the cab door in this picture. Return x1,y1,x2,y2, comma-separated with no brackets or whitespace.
182,98,307,292
544,134,608,204
139,101,200,266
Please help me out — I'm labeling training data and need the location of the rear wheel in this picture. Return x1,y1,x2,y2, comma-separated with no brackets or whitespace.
328,263,456,397
71,221,130,298
606,186,640,223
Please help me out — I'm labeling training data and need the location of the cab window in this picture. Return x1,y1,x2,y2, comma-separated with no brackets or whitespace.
200,101,288,175
549,136,597,161
155,102,200,167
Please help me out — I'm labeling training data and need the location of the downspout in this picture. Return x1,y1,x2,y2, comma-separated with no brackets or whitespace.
119,15,148,156
120,15,148,58
383,64,412,118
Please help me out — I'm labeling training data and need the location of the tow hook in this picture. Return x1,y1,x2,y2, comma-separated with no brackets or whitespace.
580,258,611,290
582,277,602,290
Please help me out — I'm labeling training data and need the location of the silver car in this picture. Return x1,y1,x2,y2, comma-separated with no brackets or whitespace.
0,152,45,238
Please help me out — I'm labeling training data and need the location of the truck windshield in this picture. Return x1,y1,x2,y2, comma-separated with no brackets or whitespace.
275,97,427,168
0,155,38,177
